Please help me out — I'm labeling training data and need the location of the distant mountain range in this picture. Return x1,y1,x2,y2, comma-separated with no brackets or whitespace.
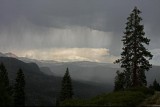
0,55,111,106
0,52,18,58
0,52,160,105
0,52,159,86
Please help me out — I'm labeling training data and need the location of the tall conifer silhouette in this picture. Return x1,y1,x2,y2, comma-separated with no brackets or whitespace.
115,7,153,87
14,68,25,106
60,68,73,101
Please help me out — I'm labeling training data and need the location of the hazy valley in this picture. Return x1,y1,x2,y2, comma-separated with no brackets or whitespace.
0,52,160,105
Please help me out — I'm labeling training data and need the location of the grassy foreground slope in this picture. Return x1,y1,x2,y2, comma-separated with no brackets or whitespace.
140,92,160,106
61,87,154,106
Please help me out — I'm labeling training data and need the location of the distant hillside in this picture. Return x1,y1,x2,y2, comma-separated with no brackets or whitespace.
34,61,118,86
0,57,110,106
40,67,55,76
0,52,18,58
1,52,159,87
146,66,160,85
31,60,160,88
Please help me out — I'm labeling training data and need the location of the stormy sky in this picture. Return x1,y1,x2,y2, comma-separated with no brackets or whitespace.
0,0,160,64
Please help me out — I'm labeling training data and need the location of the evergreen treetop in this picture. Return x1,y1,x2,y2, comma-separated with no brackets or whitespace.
14,68,25,106
60,67,73,102
115,7,153,88
0,63,9,87
0,63,12,106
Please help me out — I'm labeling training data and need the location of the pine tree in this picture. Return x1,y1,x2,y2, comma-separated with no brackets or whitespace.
151,79,160,91
0,63,9,87
115,7,153,87
14,68,25,106
114,70,125,91
60,68,73,101
0,63,12,106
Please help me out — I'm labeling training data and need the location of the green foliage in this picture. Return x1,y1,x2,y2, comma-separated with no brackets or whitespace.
0,63,9,86
60,88,151,106
0,63,13,106
61,99,89,106
14,68,25,106
114,70,125,91
60,68,73,101
149,79,160,91
114,7,153,87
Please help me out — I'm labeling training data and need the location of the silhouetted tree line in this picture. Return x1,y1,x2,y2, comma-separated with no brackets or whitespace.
0,63,25,106
149,79,160,91
114,7,152,91
0,61,74,106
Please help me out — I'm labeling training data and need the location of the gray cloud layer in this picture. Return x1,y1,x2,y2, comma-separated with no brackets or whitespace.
0,0,159,56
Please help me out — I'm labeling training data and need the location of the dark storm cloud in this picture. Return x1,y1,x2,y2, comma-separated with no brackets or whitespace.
0,0,159,56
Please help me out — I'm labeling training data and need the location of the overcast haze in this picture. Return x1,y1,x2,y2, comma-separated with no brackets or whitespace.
0,0,160,64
